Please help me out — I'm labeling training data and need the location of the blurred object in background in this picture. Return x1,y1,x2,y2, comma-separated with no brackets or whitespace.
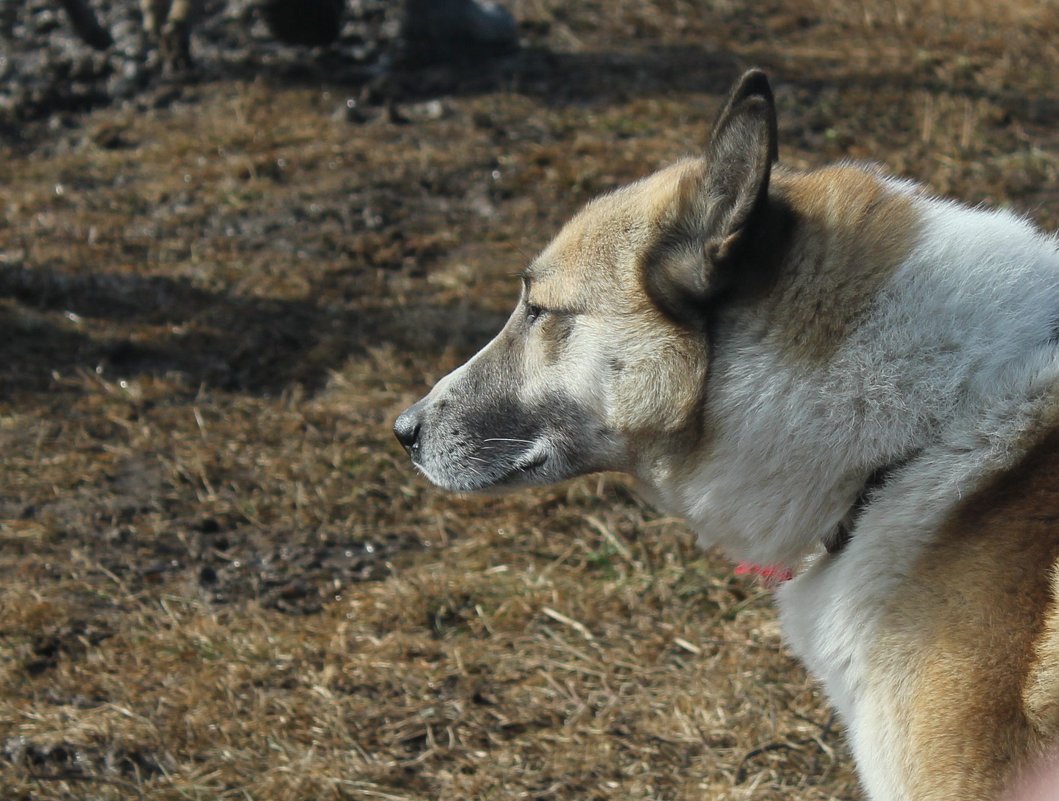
57,0,112,49
141,0,346,73
0,0,113,49
402,0,518,64
2,0,518,74
140,0,197,73
1004,754,1059,801
259,0,344,46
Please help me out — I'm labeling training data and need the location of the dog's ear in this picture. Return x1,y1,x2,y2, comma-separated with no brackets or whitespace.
645,69,778,322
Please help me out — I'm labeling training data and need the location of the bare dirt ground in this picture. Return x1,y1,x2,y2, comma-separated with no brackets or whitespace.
2,1,1058,799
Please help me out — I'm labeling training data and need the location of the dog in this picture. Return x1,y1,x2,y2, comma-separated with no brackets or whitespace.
394,69,1059,800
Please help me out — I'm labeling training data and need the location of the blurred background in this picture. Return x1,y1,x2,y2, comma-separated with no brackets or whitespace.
1,1,1056,798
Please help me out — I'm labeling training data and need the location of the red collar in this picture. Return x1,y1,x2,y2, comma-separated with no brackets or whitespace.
735,458,912,587
735,562,794,587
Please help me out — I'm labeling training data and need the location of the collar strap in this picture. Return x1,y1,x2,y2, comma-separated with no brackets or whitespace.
824,458,911,556
823,521,852,555
736,456,913,585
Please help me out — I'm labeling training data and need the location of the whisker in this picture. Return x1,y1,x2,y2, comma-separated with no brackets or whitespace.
482,437,535,445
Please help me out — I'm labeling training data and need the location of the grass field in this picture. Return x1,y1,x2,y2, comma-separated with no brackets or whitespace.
2,0,1058,798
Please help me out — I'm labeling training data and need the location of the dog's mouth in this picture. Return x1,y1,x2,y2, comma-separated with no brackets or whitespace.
412,444,550,493
492,450,548,487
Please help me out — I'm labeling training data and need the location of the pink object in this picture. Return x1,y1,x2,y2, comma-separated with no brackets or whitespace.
735,562,794,587
1003,753,1059,801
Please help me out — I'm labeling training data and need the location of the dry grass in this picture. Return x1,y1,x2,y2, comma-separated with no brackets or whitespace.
2,0,1058,798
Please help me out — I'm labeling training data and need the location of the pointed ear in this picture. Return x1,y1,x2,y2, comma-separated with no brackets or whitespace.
644,69,778,322
703,68,778,263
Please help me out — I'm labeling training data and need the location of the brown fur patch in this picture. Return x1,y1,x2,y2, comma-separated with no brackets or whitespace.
1025,567,1059,739
524,161,712,444
527,160,702,315
763,165,922,360
870,426,1059,798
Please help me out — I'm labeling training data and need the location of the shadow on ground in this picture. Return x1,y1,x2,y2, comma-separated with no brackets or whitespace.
0,261,507,398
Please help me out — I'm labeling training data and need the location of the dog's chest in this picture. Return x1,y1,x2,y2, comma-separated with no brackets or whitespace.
777,548,918,801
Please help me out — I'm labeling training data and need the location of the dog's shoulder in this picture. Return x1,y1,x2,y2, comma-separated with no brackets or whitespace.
876,411,1059,797
781,393,1059,799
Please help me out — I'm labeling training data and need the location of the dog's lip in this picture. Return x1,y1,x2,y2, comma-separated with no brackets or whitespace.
408,445,548,492
491,450,548,486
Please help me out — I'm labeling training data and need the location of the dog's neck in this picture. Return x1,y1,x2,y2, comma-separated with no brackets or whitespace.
647,331,927,566
641,171,1059,567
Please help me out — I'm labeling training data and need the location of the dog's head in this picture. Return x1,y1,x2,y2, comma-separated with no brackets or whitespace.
395,70,779,492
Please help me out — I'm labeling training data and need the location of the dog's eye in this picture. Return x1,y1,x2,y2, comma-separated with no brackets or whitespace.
526,303,545,324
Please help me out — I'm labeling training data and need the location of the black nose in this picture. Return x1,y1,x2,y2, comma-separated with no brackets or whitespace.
393,406,422,453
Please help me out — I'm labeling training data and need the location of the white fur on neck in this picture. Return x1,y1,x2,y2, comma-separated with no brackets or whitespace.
648,180,1059,569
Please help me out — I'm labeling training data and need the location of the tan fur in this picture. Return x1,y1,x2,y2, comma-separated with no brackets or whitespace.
530,162,920,348
1026,569,1059,739
529,160,703,312
528,161,710,440
868,427,1059,799
520,161,925,474
766,166,921,360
